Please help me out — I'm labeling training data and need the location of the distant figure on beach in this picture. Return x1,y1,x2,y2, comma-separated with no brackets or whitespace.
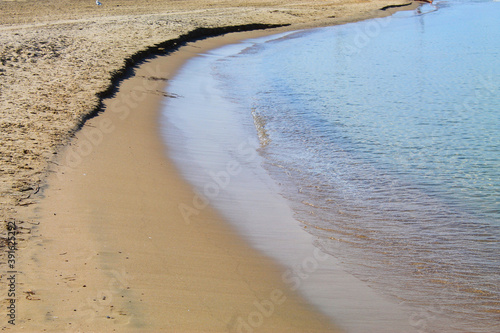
96,0,102,5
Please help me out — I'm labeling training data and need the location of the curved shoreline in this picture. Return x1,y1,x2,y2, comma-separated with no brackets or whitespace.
0,0,419,236
16,27,342,332
1,1,420,331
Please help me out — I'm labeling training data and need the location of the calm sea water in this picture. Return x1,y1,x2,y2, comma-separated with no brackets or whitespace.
163,1,499,332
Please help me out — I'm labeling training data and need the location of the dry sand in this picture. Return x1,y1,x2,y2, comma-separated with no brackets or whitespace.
0,0,417,331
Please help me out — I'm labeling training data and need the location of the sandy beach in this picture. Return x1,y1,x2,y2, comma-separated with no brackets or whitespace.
1,0,418,331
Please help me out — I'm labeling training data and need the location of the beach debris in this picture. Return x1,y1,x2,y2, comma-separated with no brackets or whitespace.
155,91,181,98
139,75,169,81
96,0,102,5
25,289,40,300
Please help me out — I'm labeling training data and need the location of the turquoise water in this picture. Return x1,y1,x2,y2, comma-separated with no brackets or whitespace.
163,1,499,332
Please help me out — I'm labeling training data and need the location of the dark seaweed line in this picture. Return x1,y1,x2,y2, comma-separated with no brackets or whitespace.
77,23,288,131
380,2,413,11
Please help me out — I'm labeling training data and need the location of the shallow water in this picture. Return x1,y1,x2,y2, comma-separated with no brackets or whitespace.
162,1,499,332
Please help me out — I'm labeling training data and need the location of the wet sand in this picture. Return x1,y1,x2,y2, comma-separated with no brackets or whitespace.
160,30,421,333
